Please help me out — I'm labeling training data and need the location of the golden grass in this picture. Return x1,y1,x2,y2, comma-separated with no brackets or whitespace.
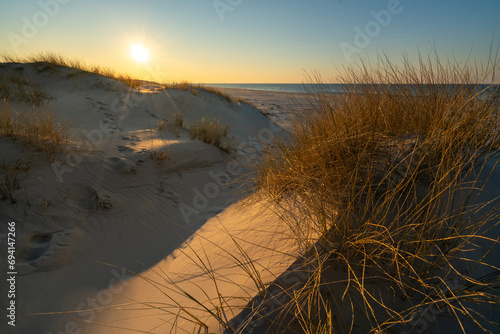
162,82,252,106
190,116,230,151
157,112,185,137
199,85,235,103
0,69,52,105
0,101,70,204
1,52,142,88
250,51,500,332
0,101,70,161
0,155,31,204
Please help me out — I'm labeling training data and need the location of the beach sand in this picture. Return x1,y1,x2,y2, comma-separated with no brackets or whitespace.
0,63,302,334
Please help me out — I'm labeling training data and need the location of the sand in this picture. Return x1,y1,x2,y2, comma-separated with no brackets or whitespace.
0,63,300,334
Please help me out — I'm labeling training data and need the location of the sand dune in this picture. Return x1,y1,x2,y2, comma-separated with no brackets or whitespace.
0,63,297,333
2,62,500,334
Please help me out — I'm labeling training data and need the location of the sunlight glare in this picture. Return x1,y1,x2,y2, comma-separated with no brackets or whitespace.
130,44,150,63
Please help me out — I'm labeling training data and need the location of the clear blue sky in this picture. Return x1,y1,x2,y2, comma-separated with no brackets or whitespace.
1,0,499,83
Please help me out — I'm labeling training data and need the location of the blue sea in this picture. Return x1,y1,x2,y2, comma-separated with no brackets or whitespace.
205,83,499,96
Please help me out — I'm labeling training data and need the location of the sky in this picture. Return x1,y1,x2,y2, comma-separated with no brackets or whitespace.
0,0,499,83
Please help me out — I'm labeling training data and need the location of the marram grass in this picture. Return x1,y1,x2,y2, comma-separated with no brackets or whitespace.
252,51,500,333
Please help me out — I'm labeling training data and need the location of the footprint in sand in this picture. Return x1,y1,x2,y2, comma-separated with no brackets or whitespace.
117,145,134,153
130,136,141,142
65,183,113,211
164,190,181,204
16,229,86,275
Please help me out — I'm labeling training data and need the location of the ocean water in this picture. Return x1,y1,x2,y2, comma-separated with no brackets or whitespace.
204,83,499,96
204,83,342,94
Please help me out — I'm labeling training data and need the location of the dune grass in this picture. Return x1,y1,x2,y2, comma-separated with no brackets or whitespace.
162,82,255,106
1,52,142,88
157,112,185,137
199,85,235,103
0,101,70,161
190,117,230,151
248,52,500,332
0,69,52,105
0,101,69,204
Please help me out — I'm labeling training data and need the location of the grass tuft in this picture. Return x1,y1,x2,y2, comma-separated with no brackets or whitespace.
0,71,52,105
0,101,70,161
190,117,230,151
157,112,185,137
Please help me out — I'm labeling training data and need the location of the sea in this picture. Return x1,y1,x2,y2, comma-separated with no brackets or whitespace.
204,83,499,96
204,83,341,94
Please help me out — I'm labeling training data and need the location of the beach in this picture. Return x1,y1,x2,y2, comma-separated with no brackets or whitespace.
1,61,500,334
0,63,303,333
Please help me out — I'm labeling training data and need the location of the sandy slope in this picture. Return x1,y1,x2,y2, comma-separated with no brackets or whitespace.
0,63,298,334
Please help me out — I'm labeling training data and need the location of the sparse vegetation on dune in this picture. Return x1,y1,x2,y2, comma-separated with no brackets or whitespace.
163,81,199,95
1,52,142,88
198,85,235,103
0,68,52,105
0,101,70,161
157,112,185,137
0,100,69,205
190,116,230,151
2,53,263,112
162,81,258,107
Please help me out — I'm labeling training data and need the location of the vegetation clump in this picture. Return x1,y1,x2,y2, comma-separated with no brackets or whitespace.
249,52,500,333
189,116,229,151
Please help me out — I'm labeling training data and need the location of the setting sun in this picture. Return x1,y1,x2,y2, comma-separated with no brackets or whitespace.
130,44,149,63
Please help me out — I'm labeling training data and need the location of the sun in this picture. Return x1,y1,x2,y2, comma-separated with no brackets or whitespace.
130,44,150,63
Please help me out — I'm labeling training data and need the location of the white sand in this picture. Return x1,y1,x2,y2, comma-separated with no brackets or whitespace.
0,63,299,334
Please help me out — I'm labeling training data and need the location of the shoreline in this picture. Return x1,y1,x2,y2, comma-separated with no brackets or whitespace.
210,87,316,129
